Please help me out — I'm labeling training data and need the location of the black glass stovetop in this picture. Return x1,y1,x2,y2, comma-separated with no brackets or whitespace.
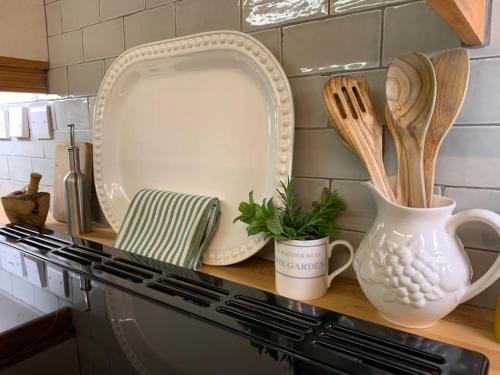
0,224,490,375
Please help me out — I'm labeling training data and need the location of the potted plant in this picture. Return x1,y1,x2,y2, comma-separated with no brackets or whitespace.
234,178,354,300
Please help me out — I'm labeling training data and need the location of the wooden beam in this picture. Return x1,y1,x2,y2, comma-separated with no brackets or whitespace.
0,56,48,93
427,0,487,45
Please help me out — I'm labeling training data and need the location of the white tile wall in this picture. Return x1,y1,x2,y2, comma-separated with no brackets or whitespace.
32,158,55,184
7,156,32,182
54,98,90,130
0,155,9,179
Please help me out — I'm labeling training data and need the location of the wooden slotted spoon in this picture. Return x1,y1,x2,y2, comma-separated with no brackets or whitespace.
386,52,436,208
323,76,395,203
424,48,470,206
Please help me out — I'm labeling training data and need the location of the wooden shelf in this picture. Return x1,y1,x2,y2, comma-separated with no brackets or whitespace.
0,56,48,93
427,0,488,45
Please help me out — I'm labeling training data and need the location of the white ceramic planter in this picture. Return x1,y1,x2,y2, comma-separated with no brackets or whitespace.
354,183,500,328
275,237,354,300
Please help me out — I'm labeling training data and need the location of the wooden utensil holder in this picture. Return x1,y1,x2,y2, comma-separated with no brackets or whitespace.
1,173,50,228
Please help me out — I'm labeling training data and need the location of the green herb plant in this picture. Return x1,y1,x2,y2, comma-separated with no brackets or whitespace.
234,178,346,241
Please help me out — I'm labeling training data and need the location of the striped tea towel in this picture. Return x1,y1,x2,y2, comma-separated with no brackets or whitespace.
113,189,221,270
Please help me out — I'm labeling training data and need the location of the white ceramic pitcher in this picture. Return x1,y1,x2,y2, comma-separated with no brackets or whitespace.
353,183,500,328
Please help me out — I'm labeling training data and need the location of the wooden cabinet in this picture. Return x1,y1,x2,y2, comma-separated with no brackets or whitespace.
0,0,48,93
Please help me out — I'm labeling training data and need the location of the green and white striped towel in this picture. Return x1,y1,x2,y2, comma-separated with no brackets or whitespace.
113,189,221,270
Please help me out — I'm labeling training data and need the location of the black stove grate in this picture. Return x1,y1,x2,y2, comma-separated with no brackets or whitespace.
0,223,489,375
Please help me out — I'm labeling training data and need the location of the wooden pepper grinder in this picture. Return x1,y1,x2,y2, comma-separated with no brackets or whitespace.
1,173,51,227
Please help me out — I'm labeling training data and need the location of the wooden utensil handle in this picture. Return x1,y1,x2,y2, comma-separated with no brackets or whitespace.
404,142,427,208
27,173,42,195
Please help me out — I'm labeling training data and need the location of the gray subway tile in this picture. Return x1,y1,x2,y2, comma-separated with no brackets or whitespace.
282,11,382,76
83,19,124,61
469,0,500,58
331,180,376,232
289,76,328,128
445,187,500,251
7,156,32,182
243,0,328,31
175,0,240,37
48,67,68,97
54,98,90,130
147,0,175,8
48,30,84,68
104,57,117,72
68,61,105,97
382,1,461,66
456,58,500,124
249,29,282,62
434,126,500,188
293,129,369,179
124,5,175,49
100,0,146,21
465,247,500,309
61,0,100,32
330,0,412,15
45,1,62,36
294,177,329,210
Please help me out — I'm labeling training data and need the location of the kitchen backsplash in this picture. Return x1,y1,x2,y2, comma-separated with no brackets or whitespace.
0,1,499,366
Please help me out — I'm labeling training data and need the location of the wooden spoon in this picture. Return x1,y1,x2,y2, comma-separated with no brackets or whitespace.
424,49,470,206
386,52,436,208
385,103,409,206
323,76,395,203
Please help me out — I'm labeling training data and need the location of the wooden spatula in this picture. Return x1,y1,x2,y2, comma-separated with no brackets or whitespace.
386,52,436,208
385,103,409,206
424,49,470,206
323,76,395,203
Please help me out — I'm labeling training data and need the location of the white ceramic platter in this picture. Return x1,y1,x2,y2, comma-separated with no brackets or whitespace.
94,31,294,266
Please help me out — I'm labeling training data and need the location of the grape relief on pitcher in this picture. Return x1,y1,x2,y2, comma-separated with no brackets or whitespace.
354,229,463,308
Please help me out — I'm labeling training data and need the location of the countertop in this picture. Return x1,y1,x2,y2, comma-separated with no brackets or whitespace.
2,211,500,373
